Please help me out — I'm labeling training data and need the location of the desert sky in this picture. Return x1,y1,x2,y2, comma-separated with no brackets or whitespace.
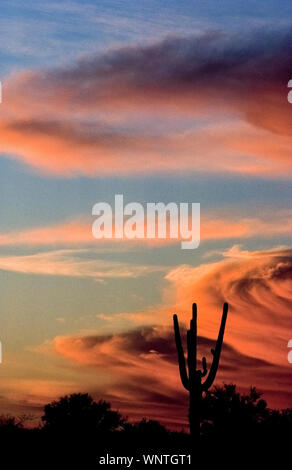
0,0,291,428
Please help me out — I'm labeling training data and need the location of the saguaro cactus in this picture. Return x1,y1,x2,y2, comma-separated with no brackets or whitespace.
173,302,228,438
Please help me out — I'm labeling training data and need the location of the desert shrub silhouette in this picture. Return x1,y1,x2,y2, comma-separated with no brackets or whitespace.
201,384,269,435
0,388,290,467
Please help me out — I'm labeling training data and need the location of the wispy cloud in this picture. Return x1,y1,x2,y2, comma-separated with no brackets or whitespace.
2,245,291,426
0,248,166,279
29,245,291,426
0,210,290,247
2,29,292,176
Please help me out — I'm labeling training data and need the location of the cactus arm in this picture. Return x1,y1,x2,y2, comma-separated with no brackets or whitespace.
187,303,197,377
187,329,194,377
201,357,207,377
202,302,228,391
192,303,197,374
173,314,189,390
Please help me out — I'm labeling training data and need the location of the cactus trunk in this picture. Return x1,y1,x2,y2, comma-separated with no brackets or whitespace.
189,373,201,439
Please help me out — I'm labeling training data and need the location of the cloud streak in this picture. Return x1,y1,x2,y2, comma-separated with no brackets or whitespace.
2,29,292,176
53,323,292,427
0,210,290,247
0,249,165,279
2,245,290,427
46,246,292,426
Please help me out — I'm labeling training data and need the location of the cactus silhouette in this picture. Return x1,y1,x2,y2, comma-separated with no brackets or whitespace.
173,302,228,439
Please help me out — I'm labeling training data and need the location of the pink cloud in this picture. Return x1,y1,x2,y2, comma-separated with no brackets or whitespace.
47,247,292,426
1,30,292,176
0,210,290,248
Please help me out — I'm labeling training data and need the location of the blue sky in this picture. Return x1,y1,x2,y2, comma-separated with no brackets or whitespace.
1,0,292,72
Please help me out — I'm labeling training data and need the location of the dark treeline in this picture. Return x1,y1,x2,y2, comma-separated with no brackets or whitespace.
1,384,291,468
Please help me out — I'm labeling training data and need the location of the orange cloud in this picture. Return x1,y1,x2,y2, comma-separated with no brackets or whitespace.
2,245,290,427
49,246,292,426
164,247,292,366
53,325,292,427
1,30,292,176
0,211,290,247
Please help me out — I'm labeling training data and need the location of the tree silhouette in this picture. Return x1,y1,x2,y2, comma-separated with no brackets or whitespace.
42,393,123,436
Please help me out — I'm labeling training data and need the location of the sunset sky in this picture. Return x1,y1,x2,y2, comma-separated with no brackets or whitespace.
0,0,291,428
